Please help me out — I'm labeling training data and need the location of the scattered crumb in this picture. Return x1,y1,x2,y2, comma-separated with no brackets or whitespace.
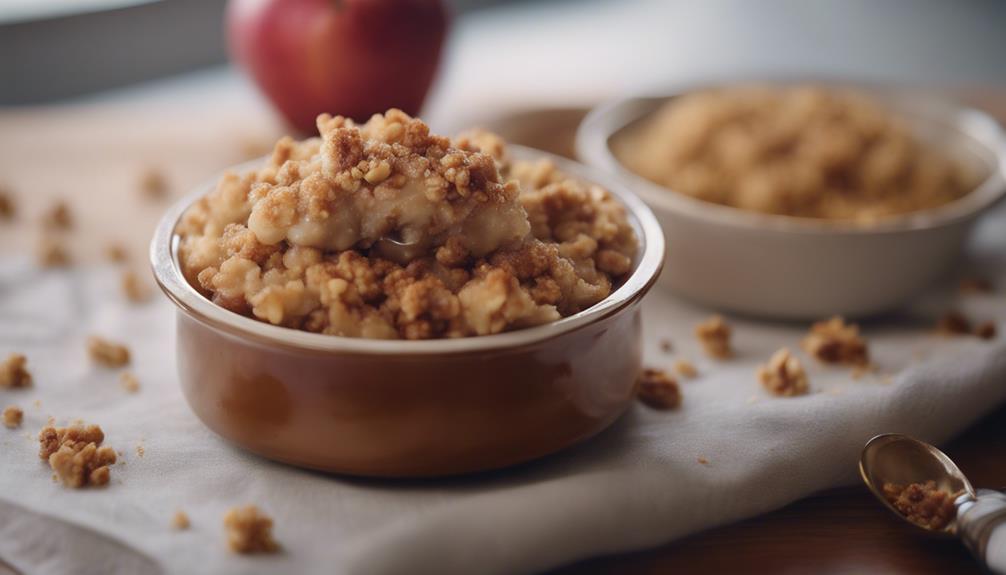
106,243,129,263
87,336,131,367
0,353,32,389
42,201,73,230
758,348,809,397
697,457,710,465
851,363,877,380
37,237,71,268
803,316,869,366
974,321,997,340
136,444,145,458
0,188,15,220
140,168,169,200
936,310,971,336
38,423,116,488
223,505,280,554
3,405,23,429
882,481,959,531
33,399,41,409
121,270,150,303
959,277,993,295
695,315,732,359
673,359,698,379
172,510,191,530
746,395,759,405
120,372,140,393
879,374,894,385
827,386,846,396
636,368,682,410
659,338,673,353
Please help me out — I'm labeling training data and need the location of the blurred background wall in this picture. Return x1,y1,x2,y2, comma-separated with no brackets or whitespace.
1,0,1004,105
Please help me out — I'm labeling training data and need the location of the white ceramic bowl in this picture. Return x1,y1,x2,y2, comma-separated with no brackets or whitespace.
576,85,1006,320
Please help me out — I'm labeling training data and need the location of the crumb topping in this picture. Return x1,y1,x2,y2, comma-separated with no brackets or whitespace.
38,423,116,488
87,336,131,367
223,505,279,554
616,86,974,222
636,368,682,410
3,405,23,429
803,316,869,365
0,354,32,389
177,110,637,339
883,480,958,531
758,348,809,396
695,315,732,359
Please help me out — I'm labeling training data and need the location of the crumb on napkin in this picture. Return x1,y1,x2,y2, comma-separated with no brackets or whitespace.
0,354,33,388
224,505,280,554
37,237,71,268
3,405,23,429
106,243,129,263
936,310,971,336
38,423,116,488
975,321,997,340
802,316,869,366
758,348,809,397
87,336,131,367
695,315,732,359
673,359,698,379
121,270,150,303
636,368,682,410
140,167,170,200
42,200,73,230
0,188,15,220
172,510,191,530
120,372,140,393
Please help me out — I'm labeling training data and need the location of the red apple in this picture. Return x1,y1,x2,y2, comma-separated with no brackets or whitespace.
227,0,449,133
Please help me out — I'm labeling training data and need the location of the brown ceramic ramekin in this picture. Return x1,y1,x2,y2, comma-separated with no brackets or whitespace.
150,146,664,478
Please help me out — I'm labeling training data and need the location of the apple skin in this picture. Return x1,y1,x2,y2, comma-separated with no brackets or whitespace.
228,0,449,134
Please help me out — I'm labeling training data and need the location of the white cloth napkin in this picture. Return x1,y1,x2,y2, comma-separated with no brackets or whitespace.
1,208,1004,575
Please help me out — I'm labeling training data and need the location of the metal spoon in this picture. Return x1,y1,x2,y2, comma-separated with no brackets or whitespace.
860,433,1006,573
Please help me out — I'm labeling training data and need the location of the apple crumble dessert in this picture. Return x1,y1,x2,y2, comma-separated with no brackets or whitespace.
802,316,869,366
636,368,682,410
38,423,117,488
3,405,23,429
223,505,279,554
177,109,638,339
882,480,958,531
0,353,32,388
86,336,131,367
695,315,732,359
758,348,809,397
615,86,974,222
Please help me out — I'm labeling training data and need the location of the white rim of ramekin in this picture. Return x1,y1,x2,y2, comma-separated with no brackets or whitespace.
150,145,665,355
576,80,1006,237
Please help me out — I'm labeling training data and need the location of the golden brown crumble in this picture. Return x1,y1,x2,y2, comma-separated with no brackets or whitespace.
120,372,140,393
0,188,15,220
616,86,974,222
936,311,971,336
172,510,191,530
136,444,145,458
695,315,732,359
636,368,682,410
223,505,280,554
140,168,169,200
86,336,131,367
758,348,809,397
975,321,997,340
959,277,993,295
106,243,129,263
802,316,869,365
42,200,73,230
882,481,958,531
697,457,710,465
121,270,150,303
37,237,71,268
38,423,116,488
3,405,23,429
0,354,32,389
177,110,637,339
673,359,698,379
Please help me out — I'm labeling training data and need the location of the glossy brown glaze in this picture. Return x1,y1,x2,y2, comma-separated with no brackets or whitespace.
175,301,642,477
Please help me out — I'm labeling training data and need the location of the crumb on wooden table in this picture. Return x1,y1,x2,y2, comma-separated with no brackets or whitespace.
42,200,73,230
3,405,23,429
120,372,140,393
223,505,280,554
106,243,129,263
758,348,809,397
636,368,682,410
0,354,33,389
673,359,698,379
936,310,971,336
958,277,993,295
87,336,131,367
172,510,191,530
802,316,869,366
121,270,150,303
882,480,958,531
38,423,116,488
659,338,673,353
695,315,732,359
140,167,169,200
37,237,71,268
974,321,997,340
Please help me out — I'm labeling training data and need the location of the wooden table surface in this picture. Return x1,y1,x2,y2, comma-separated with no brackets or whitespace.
484,91,1006,575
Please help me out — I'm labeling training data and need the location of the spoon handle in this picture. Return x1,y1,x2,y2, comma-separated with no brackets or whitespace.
958,489,1006,574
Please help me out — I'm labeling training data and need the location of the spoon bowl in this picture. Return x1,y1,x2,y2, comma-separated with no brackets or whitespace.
860,433,976,535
